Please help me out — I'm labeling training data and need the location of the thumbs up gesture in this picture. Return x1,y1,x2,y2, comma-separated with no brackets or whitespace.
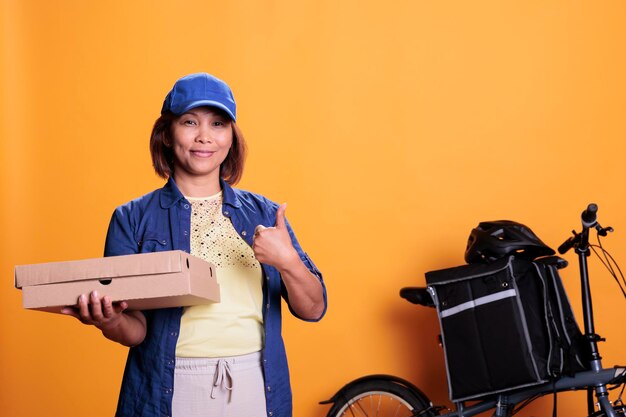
252,203,299,269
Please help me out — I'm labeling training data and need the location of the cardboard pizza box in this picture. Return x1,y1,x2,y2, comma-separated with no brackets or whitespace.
15,250,220,313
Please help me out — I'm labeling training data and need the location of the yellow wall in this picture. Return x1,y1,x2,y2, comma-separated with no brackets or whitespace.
1,1,625,416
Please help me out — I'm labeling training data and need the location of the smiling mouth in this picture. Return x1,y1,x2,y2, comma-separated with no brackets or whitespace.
191,150,215,157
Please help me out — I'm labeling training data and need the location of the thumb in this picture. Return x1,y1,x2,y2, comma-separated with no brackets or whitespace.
275,203,287,229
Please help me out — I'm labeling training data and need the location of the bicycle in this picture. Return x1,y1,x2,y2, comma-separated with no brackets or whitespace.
320,204,625,417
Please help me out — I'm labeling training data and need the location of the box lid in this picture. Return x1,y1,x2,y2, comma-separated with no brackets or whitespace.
15,250,190,288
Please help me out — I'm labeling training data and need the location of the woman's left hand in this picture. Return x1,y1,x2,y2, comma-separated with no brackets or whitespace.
252,203,325,320
252,203,300,270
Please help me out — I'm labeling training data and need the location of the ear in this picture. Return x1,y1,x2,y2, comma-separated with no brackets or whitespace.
163,133,172,147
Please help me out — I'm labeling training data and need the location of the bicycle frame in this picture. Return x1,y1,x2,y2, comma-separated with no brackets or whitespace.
562,204,618,417
434,367,625,417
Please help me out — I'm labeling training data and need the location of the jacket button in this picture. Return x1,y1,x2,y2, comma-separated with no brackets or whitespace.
223,211,230,216
241,231,247,236
183,204,189,209
269,412,273,416
267,385,271,391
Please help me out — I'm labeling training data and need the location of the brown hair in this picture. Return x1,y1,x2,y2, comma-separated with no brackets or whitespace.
149,110,247,185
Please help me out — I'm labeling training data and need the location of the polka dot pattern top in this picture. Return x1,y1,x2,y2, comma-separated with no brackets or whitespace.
188,193,258,269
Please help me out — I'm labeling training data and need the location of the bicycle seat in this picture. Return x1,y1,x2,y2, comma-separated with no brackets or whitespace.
400,287,435,307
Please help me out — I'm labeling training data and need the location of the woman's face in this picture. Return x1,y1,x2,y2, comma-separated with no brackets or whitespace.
169,106,233,184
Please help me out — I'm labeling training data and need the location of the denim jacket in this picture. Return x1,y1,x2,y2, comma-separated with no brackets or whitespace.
104,177,327,417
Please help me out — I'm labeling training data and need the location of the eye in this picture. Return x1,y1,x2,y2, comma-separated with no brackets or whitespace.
182,119,197,126
212,116,231,127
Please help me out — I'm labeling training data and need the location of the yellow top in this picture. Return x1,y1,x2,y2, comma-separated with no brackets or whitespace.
175,192,264,358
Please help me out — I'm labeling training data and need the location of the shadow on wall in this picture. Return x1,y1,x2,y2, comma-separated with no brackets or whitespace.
388,300,450,406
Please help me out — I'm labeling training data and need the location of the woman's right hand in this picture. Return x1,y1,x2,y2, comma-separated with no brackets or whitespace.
61,290,128,331
61,291,147,347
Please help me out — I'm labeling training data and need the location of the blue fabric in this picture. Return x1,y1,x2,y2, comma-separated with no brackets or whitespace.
161,73,237,120
104,177,327,417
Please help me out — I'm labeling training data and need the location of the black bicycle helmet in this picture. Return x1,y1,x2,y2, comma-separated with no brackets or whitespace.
465,220,555,263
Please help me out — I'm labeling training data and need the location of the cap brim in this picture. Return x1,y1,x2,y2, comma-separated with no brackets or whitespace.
176,100,236,121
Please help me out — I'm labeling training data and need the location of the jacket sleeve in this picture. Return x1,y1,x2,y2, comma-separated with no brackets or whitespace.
104,204,139,257
280,217,328,322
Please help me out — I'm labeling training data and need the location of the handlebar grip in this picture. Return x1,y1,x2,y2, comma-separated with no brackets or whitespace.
558,237,575,255
582,203,598,228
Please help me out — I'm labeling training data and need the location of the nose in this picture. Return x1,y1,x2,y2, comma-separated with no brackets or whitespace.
195,124,213,143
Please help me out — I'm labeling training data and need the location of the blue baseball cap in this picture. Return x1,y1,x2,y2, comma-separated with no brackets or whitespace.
161,73,237,120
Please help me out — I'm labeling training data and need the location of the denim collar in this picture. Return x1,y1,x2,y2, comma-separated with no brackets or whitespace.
159,176,242,209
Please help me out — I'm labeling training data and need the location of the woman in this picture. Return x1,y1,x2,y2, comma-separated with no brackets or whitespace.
61,72,327,417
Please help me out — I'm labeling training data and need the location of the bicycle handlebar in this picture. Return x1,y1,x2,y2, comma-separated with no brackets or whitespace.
582,203,598,229
557,203,598,255
557,237,576,255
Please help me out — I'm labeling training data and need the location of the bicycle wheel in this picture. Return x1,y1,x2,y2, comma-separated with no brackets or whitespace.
327,378,435,417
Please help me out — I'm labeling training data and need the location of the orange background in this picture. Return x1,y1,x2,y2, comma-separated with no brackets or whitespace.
1,1,625,416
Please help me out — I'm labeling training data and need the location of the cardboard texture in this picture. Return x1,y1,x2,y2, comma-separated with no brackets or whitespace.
15,251,220,313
